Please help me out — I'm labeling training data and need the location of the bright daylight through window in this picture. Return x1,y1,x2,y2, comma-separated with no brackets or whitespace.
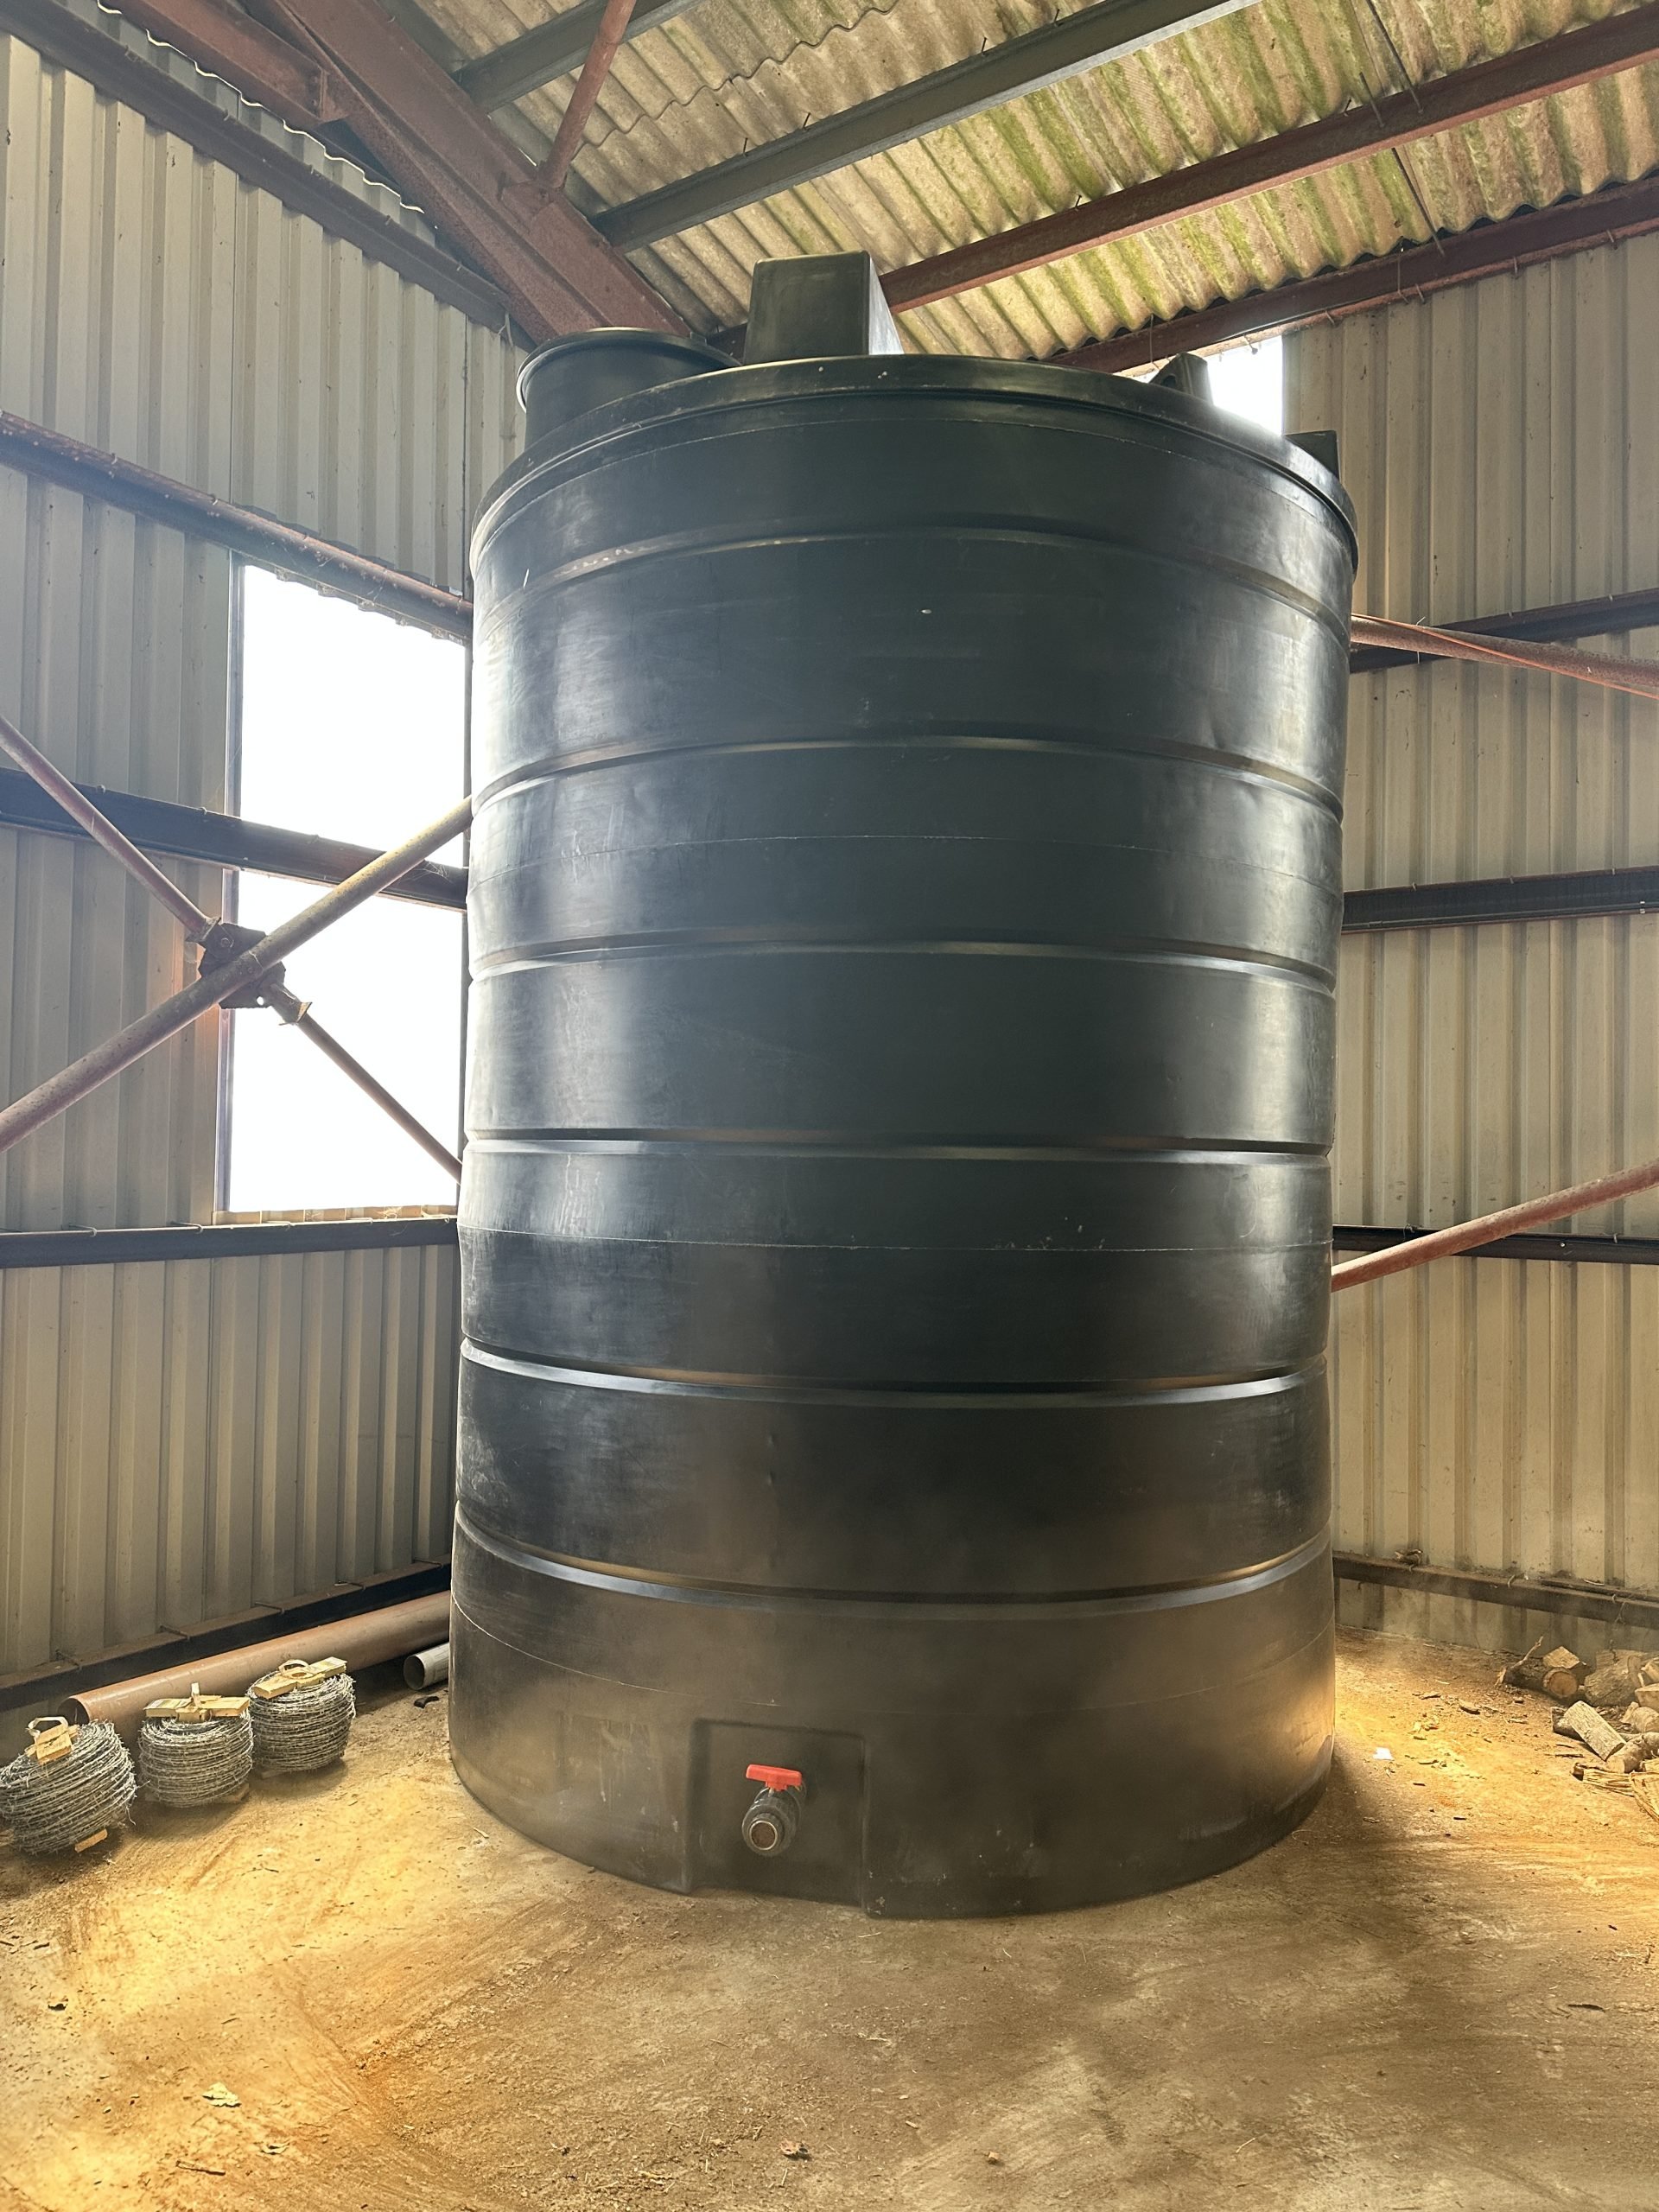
1205,334,1284,435
224,568,466,1214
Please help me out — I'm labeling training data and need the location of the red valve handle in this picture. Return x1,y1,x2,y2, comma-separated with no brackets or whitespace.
745,1763,804,1793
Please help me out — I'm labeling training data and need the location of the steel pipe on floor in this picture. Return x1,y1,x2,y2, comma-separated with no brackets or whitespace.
67,1593,451,1732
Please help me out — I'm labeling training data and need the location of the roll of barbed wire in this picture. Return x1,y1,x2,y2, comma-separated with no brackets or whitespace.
138,1707,253,1808
0,1719,136,1855
250,1665,356,1774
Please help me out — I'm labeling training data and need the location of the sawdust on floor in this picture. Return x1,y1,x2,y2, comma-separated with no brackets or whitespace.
3,1627,1658,2212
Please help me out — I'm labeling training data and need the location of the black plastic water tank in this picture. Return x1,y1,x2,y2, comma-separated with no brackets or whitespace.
451,327,1357,1916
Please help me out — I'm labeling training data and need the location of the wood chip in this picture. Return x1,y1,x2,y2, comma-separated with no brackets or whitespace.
1573,1762,1631,1792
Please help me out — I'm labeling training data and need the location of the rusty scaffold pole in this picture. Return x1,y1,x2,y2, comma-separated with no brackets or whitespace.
0,710,469,1175
1332,1155,1659,1291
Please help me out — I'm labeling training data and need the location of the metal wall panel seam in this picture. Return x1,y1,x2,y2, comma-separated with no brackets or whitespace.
1,1270,61,1670
109,1256,167,1644
337,1243,383,1583
159,1255,212,1630
55,1262,113,1657
207,1253,260,1619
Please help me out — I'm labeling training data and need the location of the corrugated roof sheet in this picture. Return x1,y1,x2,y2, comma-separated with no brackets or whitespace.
404,0,1659,351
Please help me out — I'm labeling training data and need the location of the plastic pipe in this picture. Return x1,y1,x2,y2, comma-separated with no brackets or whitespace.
403,1643,450,1689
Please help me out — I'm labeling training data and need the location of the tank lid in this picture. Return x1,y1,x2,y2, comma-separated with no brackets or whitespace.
517,329,732,454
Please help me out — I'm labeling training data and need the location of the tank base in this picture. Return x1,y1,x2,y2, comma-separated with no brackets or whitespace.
447,1525,1336,1918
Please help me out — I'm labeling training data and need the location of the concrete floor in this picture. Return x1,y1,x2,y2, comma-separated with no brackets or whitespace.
3,1628,1658,2211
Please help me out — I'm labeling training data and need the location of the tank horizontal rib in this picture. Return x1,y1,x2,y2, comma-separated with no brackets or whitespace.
453,342,1356,1916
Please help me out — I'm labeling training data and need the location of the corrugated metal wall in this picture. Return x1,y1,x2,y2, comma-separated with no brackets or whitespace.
1,1239,457,1673
0,25,518,1677
1290,232,1659,1653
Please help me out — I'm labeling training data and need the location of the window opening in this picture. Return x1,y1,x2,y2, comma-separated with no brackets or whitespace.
223,566,466,1213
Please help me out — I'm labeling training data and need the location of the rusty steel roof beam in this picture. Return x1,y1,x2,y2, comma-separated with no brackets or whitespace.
111,0,346,131
243,0,683,334
99,0,679,339
885,3,1659,313
1052,168,1659,372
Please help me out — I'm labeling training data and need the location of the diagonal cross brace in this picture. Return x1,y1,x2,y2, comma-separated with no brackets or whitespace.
0,712,470,1175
